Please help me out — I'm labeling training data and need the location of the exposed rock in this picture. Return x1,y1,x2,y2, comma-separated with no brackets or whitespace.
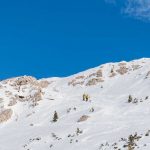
16,76,37,86
68,69,103,87
109,72,117,77
116,66,128,75
88,73,97,78
32,88,42,102
68,79,76,86
77,115,90,122
145,71,150,78
75,76,85,79
5,91,12,96
68,78,85,86
118,62,127,66
88,70,102,78
8,99,17,106
96,69,103,77
132,64,141,71
19,95,25,99
86,78,104,86
72,81,84,86
0,98,3,102
39,80,50,88
0,109,13,123
17,88,42,104
3,76,43,106
7,76,37,87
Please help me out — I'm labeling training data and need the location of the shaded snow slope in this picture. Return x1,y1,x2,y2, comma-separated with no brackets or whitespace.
0,58,150,150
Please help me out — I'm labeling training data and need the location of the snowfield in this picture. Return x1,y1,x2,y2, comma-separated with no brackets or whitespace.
1,58,150,150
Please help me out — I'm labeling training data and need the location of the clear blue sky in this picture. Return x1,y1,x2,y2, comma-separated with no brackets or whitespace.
0,0,150,79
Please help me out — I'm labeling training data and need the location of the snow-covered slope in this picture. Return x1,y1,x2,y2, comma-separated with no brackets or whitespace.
1,58,150,150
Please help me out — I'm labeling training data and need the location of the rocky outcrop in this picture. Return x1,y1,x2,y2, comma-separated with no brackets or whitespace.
116,66,128,75
86,78,104,86
8,99,17,106
68,69,103,87
0,76,45,108
39,80,50,88
0,109,13,123
132,64,141,71
77,115,90,122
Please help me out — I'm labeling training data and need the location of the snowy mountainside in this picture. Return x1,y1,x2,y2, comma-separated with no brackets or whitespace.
1,58,150,150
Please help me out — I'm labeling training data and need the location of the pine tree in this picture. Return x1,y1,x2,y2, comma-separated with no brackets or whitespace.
53,111,58,122
128,95,133,103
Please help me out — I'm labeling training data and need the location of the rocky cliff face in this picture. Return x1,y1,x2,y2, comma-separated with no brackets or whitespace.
0,76,50,123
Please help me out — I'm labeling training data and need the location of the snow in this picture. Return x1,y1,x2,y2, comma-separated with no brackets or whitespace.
0,58,150,149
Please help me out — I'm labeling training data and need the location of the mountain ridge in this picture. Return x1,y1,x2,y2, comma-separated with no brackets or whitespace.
0,58,150,150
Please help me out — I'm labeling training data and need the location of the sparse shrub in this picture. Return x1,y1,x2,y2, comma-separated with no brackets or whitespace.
85,94,90,101
82,94,90,102
76,128,83,136
50,144,53,148
67,108,71,113
75,140,78,143
73,107,77,111
70,139,73,143
67,107,77,113
123,133,142,150
89,107,94,112
128,95,133,103
145,130,150,136
133,98,138,104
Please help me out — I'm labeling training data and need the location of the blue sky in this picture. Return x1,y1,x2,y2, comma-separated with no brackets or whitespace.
0,0,150,79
